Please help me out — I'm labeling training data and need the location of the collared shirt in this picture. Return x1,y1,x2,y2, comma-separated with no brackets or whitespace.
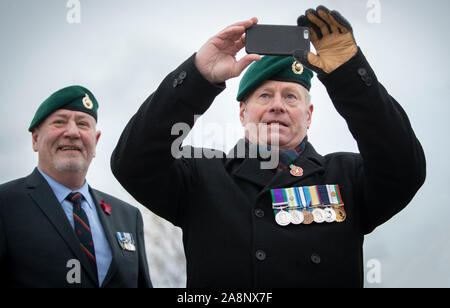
38,167,112,286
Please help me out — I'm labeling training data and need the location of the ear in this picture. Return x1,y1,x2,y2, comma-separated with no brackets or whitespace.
239,102,246,126
95,130,101,145
31,128,39,152
306,104,314,129
92,130,101,157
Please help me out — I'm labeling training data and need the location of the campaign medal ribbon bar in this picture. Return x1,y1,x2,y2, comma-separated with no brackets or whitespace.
270,185,346,227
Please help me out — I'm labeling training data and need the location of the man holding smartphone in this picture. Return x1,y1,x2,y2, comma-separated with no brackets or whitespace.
111,6,425,287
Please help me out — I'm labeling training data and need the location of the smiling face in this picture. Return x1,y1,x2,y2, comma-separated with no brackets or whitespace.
32,109,101,182
240,80,313,150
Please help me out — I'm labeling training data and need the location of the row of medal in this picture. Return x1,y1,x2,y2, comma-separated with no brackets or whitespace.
270,185,346,227
116,232,136,251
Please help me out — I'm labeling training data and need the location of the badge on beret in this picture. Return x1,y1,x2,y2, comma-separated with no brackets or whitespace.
82,93,94,110
292,61,304,75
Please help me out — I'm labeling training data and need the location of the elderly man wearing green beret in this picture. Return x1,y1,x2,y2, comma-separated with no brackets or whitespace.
111,6,425,288
0,86,152,288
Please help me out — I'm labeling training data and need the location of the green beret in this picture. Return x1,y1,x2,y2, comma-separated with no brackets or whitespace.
237,56,313,102
29,85,98,132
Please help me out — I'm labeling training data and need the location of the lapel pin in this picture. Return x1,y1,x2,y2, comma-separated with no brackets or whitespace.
100,200,112,215
289,164,304,177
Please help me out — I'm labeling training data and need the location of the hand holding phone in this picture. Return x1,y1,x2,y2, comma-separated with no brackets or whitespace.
195,18,261,84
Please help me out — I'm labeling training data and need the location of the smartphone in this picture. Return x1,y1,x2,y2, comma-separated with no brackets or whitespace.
245,24,310,56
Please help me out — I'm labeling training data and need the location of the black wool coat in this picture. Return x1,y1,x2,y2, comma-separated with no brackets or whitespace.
111,49,426,288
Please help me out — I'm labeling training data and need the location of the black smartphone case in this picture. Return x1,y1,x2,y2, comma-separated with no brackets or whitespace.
246,25,310,56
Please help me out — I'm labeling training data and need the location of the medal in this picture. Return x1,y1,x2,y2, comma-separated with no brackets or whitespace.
275,210,291,226
312,208,325,223
335,208,347,223
323,207,337,223
302,210,314,225
270,184,344,226
116,232,136,251
289,210,304,225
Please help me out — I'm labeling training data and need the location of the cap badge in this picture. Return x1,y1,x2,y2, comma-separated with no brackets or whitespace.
292,61,304,75
82,93,93,109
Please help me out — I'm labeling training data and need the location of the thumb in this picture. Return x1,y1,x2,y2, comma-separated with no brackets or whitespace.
293,50,326,75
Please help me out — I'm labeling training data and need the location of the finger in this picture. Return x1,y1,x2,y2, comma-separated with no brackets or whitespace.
307,52,323,68
293,50,325,75
330,10,353,33
316,5,339,34
306,9,332,36
234,54,261,77
227,17,258,31
326,13,345,34
217,25,247,42
297,15,321,41
234,33,248,52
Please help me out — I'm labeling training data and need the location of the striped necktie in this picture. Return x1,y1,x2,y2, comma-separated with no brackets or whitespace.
66,192,98,277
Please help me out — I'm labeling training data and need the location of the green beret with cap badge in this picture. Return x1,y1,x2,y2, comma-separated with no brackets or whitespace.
28,85,98,132
237,56,313,102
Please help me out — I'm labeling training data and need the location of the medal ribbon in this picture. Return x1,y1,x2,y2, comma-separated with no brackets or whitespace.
317,185,330,206
270,188,288,216
270,185,345,224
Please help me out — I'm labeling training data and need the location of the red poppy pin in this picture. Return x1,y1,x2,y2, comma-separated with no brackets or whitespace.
100,200,112,215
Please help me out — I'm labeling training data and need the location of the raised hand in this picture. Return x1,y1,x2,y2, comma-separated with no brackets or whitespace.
195,18,262,84
295,5,358,75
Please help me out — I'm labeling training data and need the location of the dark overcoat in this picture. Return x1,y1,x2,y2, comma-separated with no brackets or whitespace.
0,168,152,288
111,49,426,288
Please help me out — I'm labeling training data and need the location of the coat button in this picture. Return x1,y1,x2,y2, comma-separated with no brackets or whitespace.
311,253,321,264
179,71,187,80
172,79,179,88
358,68,367,76
256,250,266,261
255,209,265,218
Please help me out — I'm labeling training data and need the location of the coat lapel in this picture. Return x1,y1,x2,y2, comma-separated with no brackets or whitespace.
227,141,326,197
25,168,99,285
89,188,118,288
230,158,275,188
226,139,276,189
261,143,326,195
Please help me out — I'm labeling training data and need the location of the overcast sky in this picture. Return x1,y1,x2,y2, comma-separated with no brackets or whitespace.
1,0,449,287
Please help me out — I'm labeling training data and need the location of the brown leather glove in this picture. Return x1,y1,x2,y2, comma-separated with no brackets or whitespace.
294,5,358,75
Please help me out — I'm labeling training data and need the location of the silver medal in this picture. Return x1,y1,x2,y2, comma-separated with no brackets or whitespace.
312,208,325,224
275,210,291,226
289,210,304,225
323,207,337,223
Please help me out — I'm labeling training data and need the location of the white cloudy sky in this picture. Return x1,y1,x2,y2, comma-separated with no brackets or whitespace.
1,0,449,287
